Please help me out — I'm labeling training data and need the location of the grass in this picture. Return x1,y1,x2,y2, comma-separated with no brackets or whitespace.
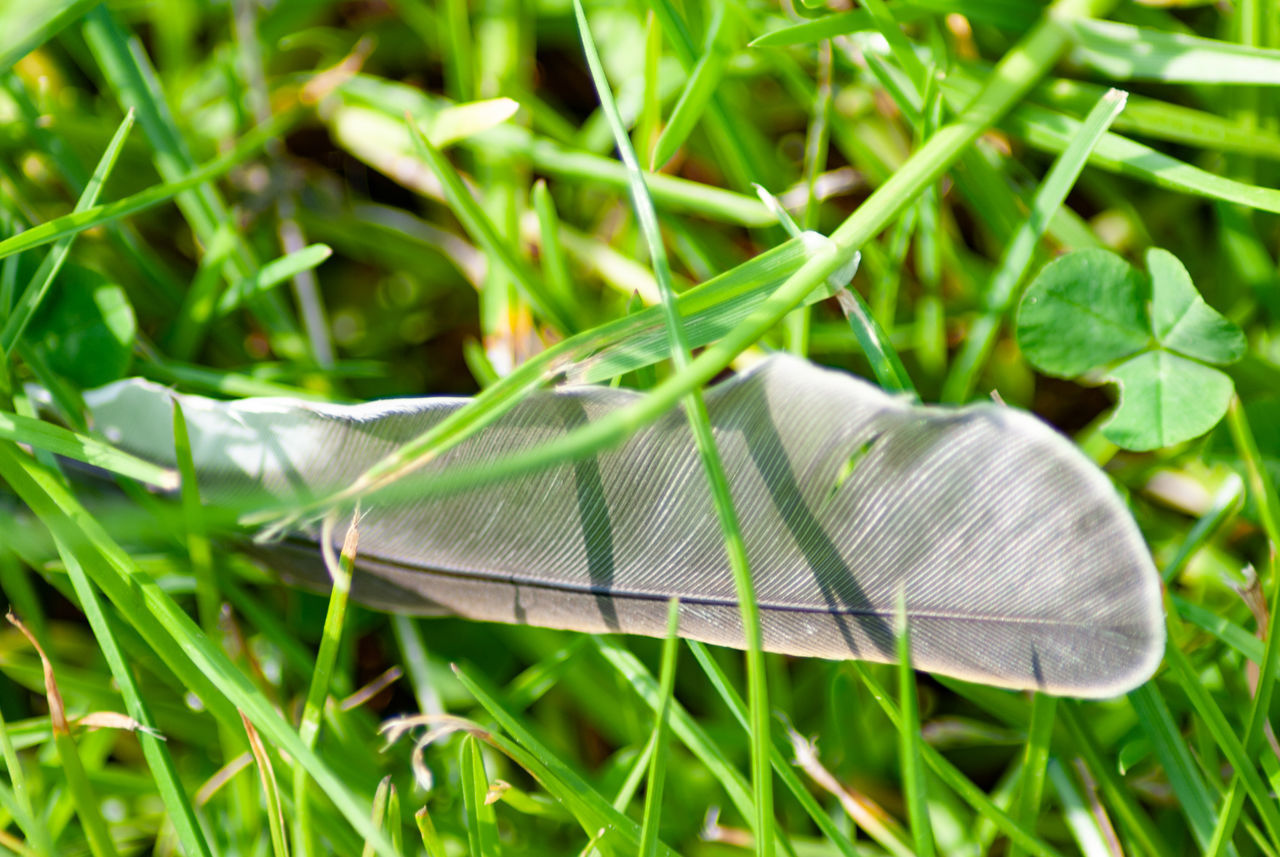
1,1,1279,855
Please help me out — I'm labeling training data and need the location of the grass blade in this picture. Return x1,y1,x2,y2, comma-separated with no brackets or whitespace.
572,4,775,852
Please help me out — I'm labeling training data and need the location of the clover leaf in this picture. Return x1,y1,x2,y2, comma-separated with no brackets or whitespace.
1015,247,1242,451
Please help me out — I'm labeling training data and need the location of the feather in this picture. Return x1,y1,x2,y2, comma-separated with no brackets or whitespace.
84,355,1163,697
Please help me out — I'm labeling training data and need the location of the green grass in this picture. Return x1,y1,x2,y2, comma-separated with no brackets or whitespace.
1,1,1280,855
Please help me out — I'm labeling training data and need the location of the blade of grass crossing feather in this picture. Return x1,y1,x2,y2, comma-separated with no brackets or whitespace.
0,411,176,489
406,122,578,335
1164,639,1280,846
6,612,121,857
942,88,1126,403
621,640,867,857
571,5,775,855
294,515,358,857
305,0,1107,524
451,665,677,856
0,109,133,354
639,601,680,857
175,396,262,844
1008,694,1056,857
58,541,214,857
895,602,935,857
1126,683,1223,853
0,447,402,857
851,664,1066,857
171,400,217,627
651,4,727,169
0,109,299,263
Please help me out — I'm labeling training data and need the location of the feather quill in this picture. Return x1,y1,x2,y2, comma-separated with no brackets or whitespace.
85,355,1163,697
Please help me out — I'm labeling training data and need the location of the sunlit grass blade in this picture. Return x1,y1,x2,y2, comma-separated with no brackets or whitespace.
0,109,133,353
1046,760,1114,857
1070,18,1280,84
450,664,678,856
1031,76,1280,160
1201,402,1280,857
1058,704,1171,857
0,410,177,489
406,121,578,336
216,244,333,316
895,603,934,857
613,639,866,857
459,735,501,857
638,601,680,857
572,4,776,852
977,87,1280,214
1008,693,1056,857
0,108,300,263
852,663,1066,857
942,87,1125,403
240,712,290,857
0,0,100,73
6,611,121,857
294,513,358,857
0,445,402,857
58,541,213,857
651,6,727,170
1126,681,1223,853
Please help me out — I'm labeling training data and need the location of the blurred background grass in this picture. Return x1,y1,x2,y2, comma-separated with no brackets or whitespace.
1,1,1279,855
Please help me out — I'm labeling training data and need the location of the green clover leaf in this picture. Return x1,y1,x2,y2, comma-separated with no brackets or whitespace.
1013,248,1149,378
1015,247,1244,451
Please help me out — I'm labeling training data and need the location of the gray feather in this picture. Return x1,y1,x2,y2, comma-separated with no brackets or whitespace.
85,355,1164,697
